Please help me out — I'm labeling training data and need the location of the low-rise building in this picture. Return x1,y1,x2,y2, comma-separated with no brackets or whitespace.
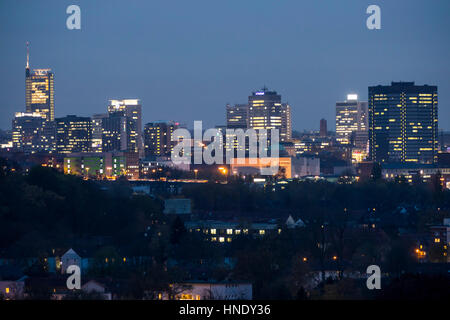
156,281,252,300
185,220,281,243
64,151,139,179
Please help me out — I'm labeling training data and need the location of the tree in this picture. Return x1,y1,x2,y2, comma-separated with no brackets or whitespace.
170,216,186,245
371,163,382,181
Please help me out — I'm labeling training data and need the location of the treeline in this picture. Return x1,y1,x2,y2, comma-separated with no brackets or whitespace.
182,177,450,223
0,162,163,258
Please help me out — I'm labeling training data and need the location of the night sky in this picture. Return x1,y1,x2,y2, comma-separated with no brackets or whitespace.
1,0,449,131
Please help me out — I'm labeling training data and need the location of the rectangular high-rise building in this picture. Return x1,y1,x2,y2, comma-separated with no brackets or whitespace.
320,118,328,137
248,88,292,142
91,113,108,153
26,45,55,122
56,115,92,154
12,112,46,154
368,82,438,164
102,112,128,153
144,121,178,158
106,99,143,157
226,104,248,129
336,94,368,147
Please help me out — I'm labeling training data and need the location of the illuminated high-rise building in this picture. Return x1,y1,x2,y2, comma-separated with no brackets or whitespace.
56,115,92,154
248,88,292,142
91,113,108,153
102,112,128,153
368,82,438,164
105,99,143,156
335,94,368,147
12,112,46,153
226,104,248,129
143,121,179,158
320,118,327,137
25,43,55,122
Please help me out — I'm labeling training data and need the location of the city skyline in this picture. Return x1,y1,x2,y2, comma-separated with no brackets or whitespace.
1,0,450,131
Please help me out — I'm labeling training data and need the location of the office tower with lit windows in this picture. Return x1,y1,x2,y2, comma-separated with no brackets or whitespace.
12,112,46,153
91,113,108,153
106,99,143,156
320,118,328,137
56,115,92,154
39,120,56,153
25,43,55,122
368,82,438,164
226,104,248,129
144,121,178,158
335,94,368,147
102,112,128,153
248,88,292,142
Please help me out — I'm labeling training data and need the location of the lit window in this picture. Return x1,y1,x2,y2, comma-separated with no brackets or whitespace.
210,229,216,235
219,237,225,243
226,229,233,235
434,238,441,243
5,288,10,294
259,230,265,235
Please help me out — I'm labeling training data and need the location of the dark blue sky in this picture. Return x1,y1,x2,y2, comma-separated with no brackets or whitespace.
1,0,449,131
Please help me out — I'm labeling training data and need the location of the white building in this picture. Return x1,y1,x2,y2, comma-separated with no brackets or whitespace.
61,248,81,274
292,156,320,177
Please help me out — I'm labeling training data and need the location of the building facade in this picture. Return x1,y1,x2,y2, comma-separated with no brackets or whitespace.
26,62,55,122
106,99,143,157
368,82,438,164
12,112,46,153
335,94,368,147
56,115,92,154
248,88,292,142
226,104,248,129
91,113,108,153
64,151,139,179
320,118,328,137
144,121,178,158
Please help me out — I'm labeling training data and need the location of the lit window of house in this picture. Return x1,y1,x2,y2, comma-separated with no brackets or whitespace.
259,230,265,235
219,237,225,243
435,238,441,243
226,229,233,235
210,229,216,235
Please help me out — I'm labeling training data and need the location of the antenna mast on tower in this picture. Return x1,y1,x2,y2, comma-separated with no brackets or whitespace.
26,41,30,69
